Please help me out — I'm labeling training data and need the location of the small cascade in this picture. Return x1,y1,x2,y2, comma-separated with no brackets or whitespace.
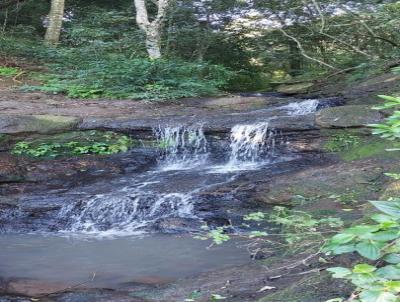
212,123,275,172
59,188,194,236
229,123,272,163
278,99,319,116
153,125,208,171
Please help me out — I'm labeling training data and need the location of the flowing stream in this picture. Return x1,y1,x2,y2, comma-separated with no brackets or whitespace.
0,98,327,288
57,121,282,236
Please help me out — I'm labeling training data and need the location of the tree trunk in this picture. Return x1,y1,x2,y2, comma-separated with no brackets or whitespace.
146,26,162,59
134,0,169,59
289,41,302,76
44,0,65,45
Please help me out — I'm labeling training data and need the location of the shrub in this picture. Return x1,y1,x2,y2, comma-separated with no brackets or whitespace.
325,94,400,302
12,131,133,158
0,36,232,101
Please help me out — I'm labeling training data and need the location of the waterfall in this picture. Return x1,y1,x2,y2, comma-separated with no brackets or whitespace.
211,123,275,172
229,123,271,163
153,125,208,171
59,188,194,236
278,99,319,116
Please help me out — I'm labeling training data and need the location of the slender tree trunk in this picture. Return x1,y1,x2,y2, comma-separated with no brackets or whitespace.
44,0,65,45
289,41,302,76
134,0,169,59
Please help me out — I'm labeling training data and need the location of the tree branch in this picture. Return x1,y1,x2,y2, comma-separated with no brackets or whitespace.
319,32,374,58
278,27,338,70
310,0,325,33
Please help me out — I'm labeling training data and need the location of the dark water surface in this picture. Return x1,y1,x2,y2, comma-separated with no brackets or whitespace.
0,233,250,287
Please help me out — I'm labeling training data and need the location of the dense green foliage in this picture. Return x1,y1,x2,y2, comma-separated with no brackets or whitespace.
325,199,400,302
26,55,231,100
324,96,400,302
0,36,231,100
1,0,399,100
12,131,133,157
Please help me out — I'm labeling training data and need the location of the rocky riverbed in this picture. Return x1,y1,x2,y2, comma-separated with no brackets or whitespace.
1,72,400,302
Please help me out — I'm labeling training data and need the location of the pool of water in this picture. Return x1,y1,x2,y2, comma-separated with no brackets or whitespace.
0,233,250,288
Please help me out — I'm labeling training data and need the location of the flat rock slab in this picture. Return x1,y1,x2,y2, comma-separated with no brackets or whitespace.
1,278,76,297
0,115,80,134
253,157,389,206
315,105,383,128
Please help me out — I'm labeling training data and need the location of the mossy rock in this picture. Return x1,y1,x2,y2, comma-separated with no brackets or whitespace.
323,131,400,161
254,159,386,207
316,105,383,128
340,139,400,161
276,82,314,95
0,115,80,134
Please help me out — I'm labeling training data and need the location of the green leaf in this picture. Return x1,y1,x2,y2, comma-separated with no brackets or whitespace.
353,264,377,274
345,225,381,235
360,230,399,242
378,95,400,103
351,274,380,288
327,267,352,278
376,265,400,280
370,200,400,218
332,244,356,254
355,241,382,260
383,254,400,264
384,280,400,292
359,290,397,302
371,214,398,224
330,233,356,244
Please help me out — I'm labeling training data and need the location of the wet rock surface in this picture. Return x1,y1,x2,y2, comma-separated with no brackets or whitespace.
315,104,384,128
0,87,395,302
0,115,80,134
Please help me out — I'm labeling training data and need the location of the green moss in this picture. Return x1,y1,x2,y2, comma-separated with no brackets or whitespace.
340,137,400,161
323,129,400,161
324,133,361,152
0,66,19,76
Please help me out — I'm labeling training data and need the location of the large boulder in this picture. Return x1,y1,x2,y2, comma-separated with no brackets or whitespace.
0,115,80,134
253,158,389,206
315,105,383,128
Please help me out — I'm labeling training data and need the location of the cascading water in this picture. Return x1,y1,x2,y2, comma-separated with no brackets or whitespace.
58,125,211,236
56,99,321,236
153,125,208,171
278,99,319,116
58,123,277,235
229,123,272,163
211,123,276,172
59,182,195,236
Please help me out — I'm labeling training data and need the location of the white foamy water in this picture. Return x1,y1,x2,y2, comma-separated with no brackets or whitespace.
154,125,208,171
210,123,276,173
59,186,194,237
278,99,319,116
56,118,299,237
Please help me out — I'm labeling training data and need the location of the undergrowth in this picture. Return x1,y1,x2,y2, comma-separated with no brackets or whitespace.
0,36,232,101
12,131,133,158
